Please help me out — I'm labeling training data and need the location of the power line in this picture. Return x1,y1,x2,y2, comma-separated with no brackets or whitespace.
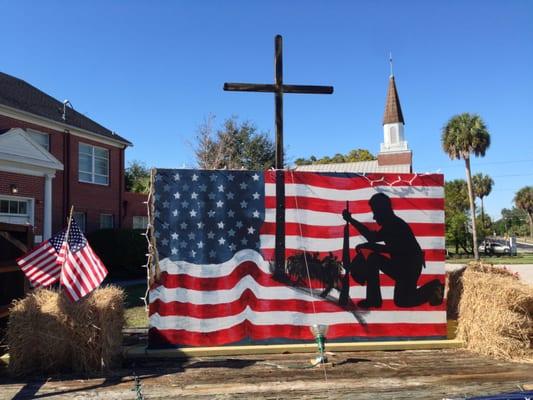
490,173,533,178
474,158,533,165
422,158,533,170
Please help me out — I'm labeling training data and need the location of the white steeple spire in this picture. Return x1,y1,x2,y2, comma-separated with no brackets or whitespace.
380,66,408,153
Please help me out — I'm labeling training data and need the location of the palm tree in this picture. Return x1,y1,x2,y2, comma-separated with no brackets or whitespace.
442,113,490,260
473,173,494,228
514,186,533,238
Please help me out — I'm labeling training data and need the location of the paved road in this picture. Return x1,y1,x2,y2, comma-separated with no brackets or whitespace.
517,240,533,253
446,263,533,285
485,237,533,253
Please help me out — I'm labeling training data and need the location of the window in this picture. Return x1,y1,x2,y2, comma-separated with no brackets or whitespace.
132,216,149,230
79,143,109,185
27,130,50,151
0,199,29,215
0,196,33,227
389,126,398,144
73,212,86,232
100,214,114,229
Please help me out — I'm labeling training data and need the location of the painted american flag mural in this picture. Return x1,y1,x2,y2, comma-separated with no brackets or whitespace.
148,169,446,347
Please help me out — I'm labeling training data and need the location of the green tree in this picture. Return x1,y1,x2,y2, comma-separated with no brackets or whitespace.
195,116,275,170
442,113,491,259
294,148,375,166
514,186,533,238
472,173,494,228
444,179,470,254
494,207,529,236
125,160,150,194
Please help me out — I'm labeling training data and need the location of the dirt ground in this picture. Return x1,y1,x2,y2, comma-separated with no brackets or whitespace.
1,348,532,399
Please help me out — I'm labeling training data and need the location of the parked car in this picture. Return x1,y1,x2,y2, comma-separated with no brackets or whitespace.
478,240,511,256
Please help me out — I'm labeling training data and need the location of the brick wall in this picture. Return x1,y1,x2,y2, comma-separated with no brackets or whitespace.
122,192,148,229
0,114,127,234
67,134,123,232
0,171,44,235
377,150,412,171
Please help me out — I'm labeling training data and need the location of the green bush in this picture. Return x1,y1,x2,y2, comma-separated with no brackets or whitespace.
87,229,147,279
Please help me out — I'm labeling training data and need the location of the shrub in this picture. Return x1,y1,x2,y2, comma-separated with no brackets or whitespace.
87,229,147,279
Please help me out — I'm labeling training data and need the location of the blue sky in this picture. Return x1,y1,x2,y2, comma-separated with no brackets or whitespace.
1,1,532,220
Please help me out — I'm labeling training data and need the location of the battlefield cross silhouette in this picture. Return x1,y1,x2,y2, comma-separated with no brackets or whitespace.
223,34,334,274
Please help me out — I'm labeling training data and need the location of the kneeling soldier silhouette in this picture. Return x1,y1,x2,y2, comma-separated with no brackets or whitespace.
342,193,444,308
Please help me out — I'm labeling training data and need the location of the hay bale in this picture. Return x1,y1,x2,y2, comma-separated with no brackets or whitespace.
446,267,466,320
7,286,124,376
456,262,533,361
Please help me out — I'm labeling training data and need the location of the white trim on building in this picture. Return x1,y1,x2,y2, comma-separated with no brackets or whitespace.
0,128,64,240
0,103,130,149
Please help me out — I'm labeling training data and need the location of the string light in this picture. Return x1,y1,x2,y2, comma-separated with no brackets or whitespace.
358,172,434,187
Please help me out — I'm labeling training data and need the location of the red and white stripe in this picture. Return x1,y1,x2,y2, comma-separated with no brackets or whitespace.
59,241,108,302
149,249,446,347
149,172,446,347
261,171,445,260
16,241,61,287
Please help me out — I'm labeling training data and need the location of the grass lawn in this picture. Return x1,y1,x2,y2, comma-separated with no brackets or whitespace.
446,253,533,265
122,283,149,328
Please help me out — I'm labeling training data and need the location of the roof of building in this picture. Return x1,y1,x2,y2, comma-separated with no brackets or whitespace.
0,72,131,146
294,160,411,173
382,75,404,125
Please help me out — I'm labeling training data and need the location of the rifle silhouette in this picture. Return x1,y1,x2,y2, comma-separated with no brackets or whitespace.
339,200,351,306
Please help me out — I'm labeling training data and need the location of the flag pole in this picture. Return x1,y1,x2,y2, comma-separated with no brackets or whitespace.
64,205,75,245
58,205,75,293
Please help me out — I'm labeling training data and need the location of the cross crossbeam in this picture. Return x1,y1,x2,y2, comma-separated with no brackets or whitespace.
223,34,333,169
224,83,333,94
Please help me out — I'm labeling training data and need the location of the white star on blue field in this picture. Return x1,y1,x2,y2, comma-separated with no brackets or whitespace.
153,169,265,264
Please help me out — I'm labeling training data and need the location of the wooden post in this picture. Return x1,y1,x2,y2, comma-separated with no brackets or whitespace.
223,35,334,276
58,205,75,291
275,34,283,169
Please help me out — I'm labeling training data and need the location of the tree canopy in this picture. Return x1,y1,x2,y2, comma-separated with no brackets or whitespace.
444,179,470,253
441,113,491,160
472,173,494,200
442,113,491,259
195,116,275,170
514,186,533,238
472,173,494,228
493,207,529,237
125,160,150,194
294,149,375,166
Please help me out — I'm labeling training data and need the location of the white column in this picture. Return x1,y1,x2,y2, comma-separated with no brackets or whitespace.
43,173,54,240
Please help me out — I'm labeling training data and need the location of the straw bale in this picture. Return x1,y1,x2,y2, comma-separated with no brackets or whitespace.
446,267,466,320
456,262,533,361
7,286,124,376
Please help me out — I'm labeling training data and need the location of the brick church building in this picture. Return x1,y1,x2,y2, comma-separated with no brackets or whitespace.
0,72,146,243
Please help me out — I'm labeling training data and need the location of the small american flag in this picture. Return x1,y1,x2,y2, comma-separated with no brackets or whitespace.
16,220,107,301
58,220,108,302
17,227,70,287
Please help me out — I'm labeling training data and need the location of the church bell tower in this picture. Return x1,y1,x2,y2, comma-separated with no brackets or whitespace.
377,64,413,172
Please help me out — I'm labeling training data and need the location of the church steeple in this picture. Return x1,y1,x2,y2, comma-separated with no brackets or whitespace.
380,66,408,153
382,75,404,125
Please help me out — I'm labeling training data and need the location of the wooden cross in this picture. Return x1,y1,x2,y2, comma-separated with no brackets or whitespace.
223,35,333,275
223,35,334,169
